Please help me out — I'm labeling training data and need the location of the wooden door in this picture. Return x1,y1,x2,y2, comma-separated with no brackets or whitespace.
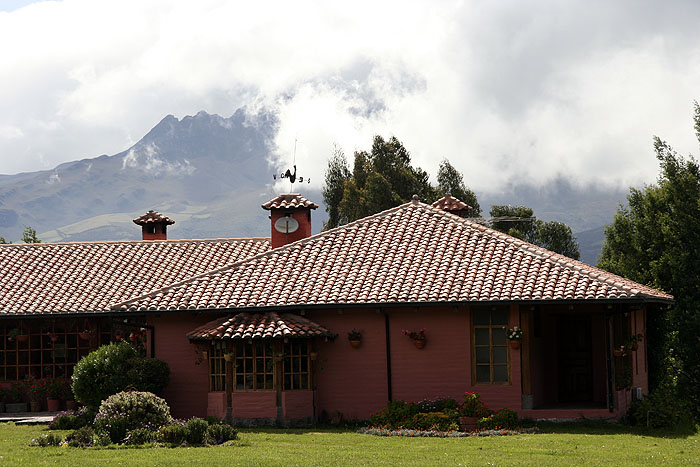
557,315,593,402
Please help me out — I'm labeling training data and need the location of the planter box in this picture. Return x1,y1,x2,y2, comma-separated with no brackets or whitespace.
5,402,28,413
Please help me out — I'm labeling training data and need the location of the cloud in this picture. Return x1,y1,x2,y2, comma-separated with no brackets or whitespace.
1,0,699,193
122,143,196,177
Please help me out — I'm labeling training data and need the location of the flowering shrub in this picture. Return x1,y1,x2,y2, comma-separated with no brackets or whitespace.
23,375,46,403
124,428,159,445
477,408,519,430
409,412,459,431
29,433,64,447
416,398,459,413
358,426,539,437
65,426,96,447
93,390,172,444
507,326,523,340
460,392,490,418
369,400,419,429
159,420,187,445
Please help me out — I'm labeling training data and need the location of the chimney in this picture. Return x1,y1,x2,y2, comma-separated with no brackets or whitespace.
262,193,318,249
431,193,473,218
133,210,175,241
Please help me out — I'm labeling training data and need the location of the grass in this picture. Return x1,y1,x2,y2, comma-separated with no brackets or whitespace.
0,421,698,466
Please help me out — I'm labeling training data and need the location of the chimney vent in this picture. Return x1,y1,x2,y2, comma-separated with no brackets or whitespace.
262,193,318,248
133,210,175,240
431,193,473,218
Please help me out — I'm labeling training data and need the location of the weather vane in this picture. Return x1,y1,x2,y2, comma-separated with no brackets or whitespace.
273,138,311,189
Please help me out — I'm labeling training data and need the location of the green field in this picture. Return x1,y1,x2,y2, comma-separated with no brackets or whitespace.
1,422,698,466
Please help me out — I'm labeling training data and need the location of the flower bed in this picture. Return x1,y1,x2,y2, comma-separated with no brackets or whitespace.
358,426,540,437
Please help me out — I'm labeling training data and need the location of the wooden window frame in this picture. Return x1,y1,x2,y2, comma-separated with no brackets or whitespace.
232,341,274,392
209,341,226,392
0,324,91,382
471,307,511,385
283,340,310,391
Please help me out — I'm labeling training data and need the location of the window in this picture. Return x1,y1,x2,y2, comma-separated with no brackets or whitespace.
209,341,226,391
234,342,273,391
472,307,510,383
0,325,91,381
284,341,309,390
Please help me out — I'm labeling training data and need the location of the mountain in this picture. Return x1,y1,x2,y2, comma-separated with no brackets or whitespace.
0,108,623,264
0,109,325,243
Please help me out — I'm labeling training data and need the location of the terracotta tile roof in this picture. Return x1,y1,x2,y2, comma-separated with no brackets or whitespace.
133,210,175,225
0,238,269,315
187,312,336,340
432,194,472,212
262,193,319,210
114,201,672,313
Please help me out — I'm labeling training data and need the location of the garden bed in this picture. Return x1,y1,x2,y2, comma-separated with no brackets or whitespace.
358,426,540,437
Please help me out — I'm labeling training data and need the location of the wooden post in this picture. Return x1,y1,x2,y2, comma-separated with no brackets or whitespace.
521,307,532,409
226,341,233,413
275,340,284,422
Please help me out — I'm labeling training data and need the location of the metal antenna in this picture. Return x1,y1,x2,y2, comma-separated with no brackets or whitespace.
272,137,310,188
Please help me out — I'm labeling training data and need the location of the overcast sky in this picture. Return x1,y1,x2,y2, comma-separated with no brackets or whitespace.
1,0,699,193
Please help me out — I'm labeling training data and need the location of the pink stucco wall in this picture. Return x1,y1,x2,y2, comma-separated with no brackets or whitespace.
282,390,315,420
207,392,227,418
231,392,277,418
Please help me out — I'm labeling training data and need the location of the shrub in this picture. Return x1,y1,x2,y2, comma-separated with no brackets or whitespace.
369,400,419,429
416,398,459,413
184,418,210,445
409,412,459,431
626,391,683,428
93,390,172,444
29,433,64,447
478,408,519,430
71,342,170,408
49,406,96,430
124,428,159,445
461,392,490,418
160,421,187,445
206,423,238,444
65,426,95,448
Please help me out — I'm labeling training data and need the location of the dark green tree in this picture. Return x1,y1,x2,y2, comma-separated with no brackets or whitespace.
489,205,580,259
0,237,10,244
436,159,481,217
322,135,443,229
599,103,700,416
21,225,41,243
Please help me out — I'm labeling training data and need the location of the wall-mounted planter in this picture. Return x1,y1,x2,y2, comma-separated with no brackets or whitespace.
413,339,426,349
349,340,361,349
509,340,521,350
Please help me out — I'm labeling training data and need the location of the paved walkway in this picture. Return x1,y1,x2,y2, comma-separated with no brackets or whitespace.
0,411,57,424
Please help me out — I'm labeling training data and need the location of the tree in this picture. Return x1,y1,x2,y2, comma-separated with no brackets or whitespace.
322,135,442,229
599,102,700,418
436,159,481,217
489,205,580,259
0,237,10,244
21,225,41,243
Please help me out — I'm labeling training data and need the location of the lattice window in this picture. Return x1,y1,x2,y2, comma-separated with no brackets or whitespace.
209,341,226,392
284,341,309,390
472,307,510,384
234,342,273,391
0,325,91,381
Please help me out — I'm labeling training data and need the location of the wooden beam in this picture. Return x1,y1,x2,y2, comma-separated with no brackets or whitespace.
521,308,532,396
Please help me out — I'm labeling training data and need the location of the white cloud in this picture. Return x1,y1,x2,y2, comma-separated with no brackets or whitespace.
0,0,699,193
122,143,196,177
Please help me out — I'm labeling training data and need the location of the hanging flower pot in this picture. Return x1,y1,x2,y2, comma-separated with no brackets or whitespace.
16,334,29,343
509,340,521,350
115,333,122,341
413,339,426,349
50,335,59,343
349,339,362,349
348,330,362,348
309,351,318,361
79,331,91,341
613,349,624,357
223,353,233,362
129,332,138,342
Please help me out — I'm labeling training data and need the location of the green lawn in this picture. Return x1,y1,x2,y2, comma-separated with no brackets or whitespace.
0,422,698,466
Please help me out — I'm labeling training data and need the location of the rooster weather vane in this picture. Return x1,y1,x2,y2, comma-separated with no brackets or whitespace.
273,139,310,188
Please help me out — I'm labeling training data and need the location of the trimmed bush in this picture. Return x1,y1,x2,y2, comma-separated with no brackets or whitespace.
93,390,172,444
626,392,682,428
48,407,95,430
184,418,209,445
29,433,64,447
160,421,187,445
65,426,96,448
71,342,170,408
124,428,159,445
206,423,238,444
478,408,519,430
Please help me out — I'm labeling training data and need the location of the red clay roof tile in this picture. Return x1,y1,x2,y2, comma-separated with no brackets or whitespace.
186,312,336,340
114,201,672,313
133,210,175,225
261,193,319,210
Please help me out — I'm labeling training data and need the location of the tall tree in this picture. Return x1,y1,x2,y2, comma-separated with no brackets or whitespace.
489,205,580,259
599,103,700,416
21,225,41,243
436,159,481,217
322,135,442,229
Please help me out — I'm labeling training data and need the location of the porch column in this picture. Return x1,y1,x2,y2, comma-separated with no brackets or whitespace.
520,307,533,409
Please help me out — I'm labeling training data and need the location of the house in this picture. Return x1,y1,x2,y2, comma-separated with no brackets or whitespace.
0,193,673,423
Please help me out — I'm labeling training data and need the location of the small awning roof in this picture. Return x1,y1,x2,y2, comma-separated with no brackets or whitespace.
186,312,336,341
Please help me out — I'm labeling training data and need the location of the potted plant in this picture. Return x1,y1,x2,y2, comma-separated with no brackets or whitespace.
507,326,523,349
7,328,28,343
223,352,234,362
348,329,362,348
44,377,61,412
4,383,28,413
0,387,8,413
459,392,490,431
24,375,45,412
402,328,427,349
625,333,643,351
